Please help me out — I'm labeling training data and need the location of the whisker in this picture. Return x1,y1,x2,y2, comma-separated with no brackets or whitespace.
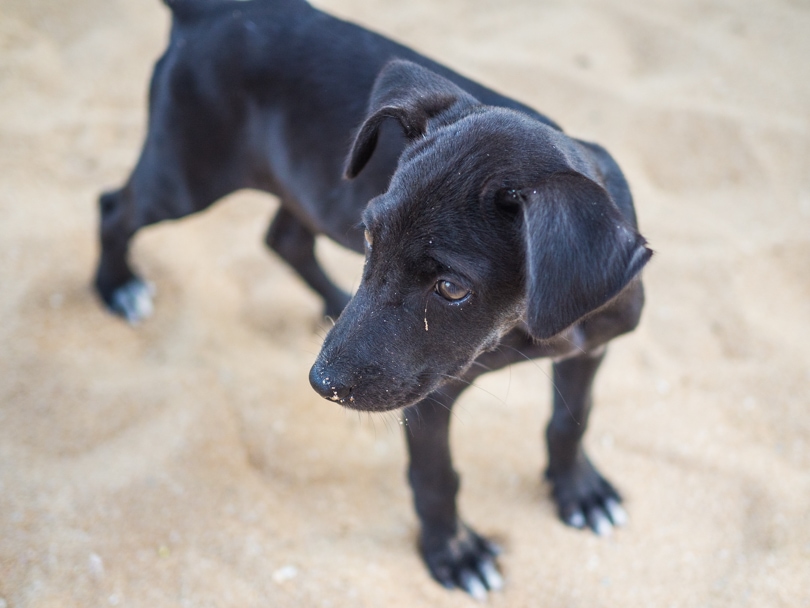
504,357,512,405
369,409,378,437
497,344,580,426
470,360,493,372
409,405,422,428
421,394,465,426
425,372,511,410
386,410,405,433
402,403,425,434
556,333,588,358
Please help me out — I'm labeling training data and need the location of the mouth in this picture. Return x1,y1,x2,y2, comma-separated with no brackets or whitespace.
318,376,439,412
329,389,420,413
328,390,355,405
324,366,461,413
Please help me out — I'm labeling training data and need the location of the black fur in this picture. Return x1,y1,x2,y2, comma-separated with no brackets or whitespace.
95,0,651,598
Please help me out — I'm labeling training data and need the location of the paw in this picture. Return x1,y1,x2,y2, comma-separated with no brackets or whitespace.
421,522,503,601
107,278,155,325
547,459,627,536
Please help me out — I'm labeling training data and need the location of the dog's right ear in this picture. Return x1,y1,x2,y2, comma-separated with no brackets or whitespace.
345,60,479,179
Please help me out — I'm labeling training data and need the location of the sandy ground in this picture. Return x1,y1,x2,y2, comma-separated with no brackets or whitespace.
1,0,809,606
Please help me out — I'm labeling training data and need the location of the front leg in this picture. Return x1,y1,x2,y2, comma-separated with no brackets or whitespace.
403,385,503,600
264,207,351,319
545,348,627,534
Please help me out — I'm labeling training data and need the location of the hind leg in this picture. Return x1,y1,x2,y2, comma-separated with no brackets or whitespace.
94,187,160,324
265,207,351,318
94,166,210,323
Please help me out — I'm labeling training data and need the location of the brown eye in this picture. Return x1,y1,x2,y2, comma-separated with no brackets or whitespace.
436,280,470,302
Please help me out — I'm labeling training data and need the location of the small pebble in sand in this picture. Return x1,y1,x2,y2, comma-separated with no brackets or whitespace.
89,553,104,579
272,565,298,583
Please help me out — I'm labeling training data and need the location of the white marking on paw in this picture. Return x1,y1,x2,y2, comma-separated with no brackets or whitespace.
460,571,487,602
591,511,613,537
111,279,154,325
567,511,586,529
605,499,628,527
480,559,503,591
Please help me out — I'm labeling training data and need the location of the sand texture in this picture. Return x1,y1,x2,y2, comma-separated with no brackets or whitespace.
1,0,809,606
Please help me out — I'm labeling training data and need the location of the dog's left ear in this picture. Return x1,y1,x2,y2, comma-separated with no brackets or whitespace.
518,173,652,340
345,60,478,179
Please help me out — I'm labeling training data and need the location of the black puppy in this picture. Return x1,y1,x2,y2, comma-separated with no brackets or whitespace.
95,0,651,598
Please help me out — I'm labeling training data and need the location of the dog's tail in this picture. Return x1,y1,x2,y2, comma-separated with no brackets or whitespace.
162,0,219,25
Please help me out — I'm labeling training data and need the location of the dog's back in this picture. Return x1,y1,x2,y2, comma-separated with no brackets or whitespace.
150,0,562,246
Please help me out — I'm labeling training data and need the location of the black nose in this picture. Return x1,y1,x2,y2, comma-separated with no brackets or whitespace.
309,363,353,404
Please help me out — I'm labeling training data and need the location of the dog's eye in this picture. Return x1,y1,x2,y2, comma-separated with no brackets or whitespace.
435,280,470,302
364,229,373,249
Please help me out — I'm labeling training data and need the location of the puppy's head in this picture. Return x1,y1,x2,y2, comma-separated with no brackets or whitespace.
310,60,651,411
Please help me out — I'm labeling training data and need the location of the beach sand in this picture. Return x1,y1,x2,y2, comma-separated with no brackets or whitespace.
1,0,808,605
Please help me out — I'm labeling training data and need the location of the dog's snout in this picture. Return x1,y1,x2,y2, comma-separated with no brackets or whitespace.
309,362,354,404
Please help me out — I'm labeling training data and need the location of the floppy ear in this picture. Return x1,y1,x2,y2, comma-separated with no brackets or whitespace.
345,60,479,179
519,173,652,340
